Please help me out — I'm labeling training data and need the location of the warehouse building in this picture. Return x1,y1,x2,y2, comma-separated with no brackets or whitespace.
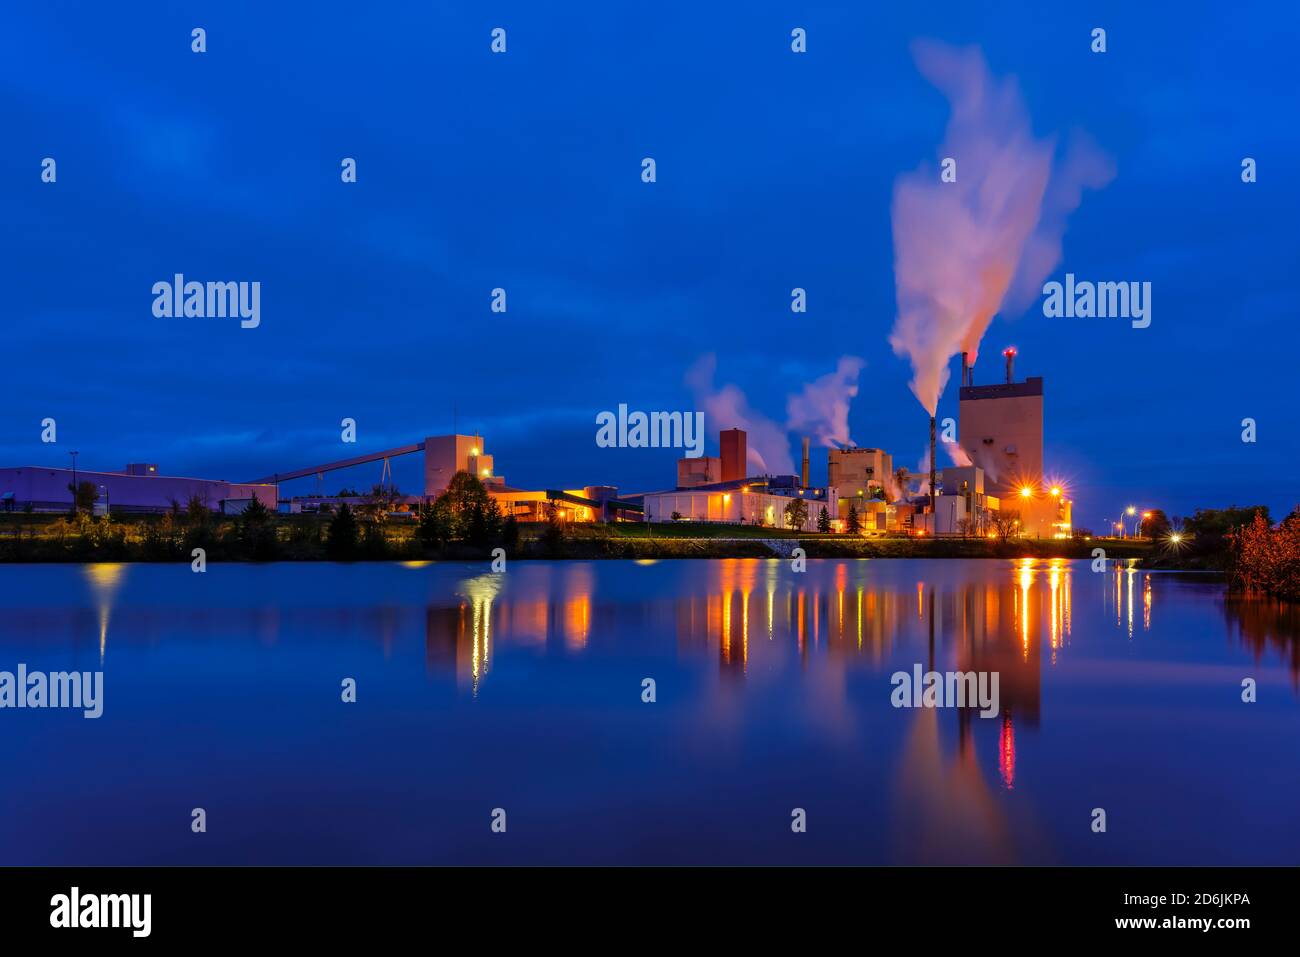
0,464,276,514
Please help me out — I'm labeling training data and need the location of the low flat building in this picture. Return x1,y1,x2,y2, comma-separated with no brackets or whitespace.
0,464,276,514
643,478,838,533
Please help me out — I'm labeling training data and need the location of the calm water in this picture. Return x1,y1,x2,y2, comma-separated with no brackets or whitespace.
1,558,1297,866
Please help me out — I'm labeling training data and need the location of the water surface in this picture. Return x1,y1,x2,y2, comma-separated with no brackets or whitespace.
1,558,1296,865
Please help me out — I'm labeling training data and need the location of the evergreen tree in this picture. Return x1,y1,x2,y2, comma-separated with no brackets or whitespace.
846,502,861,535
327,502,359,560
501,513,519,550
417,498,452,548
237,496,278,560
817,505,831,533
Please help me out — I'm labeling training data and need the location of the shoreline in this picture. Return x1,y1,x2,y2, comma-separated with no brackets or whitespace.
1,532,1168,565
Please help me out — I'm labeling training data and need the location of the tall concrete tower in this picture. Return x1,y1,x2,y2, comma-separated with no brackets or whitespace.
720,428,746,483
959,364,1048,534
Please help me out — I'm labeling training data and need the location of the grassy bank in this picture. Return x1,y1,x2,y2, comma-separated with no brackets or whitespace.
0,512,1155,563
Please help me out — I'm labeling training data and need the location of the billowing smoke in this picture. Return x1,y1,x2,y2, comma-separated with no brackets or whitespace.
685,354,795,475
786,356,865,448
888,40,1114,415
686,354,867,477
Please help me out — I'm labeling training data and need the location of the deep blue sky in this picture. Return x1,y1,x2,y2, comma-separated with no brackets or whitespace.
3,1,1297,530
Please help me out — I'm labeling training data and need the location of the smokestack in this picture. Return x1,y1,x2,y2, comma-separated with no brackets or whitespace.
929,415,937,512
961,351,969,387
1003,346,1017,384
801,437,810,489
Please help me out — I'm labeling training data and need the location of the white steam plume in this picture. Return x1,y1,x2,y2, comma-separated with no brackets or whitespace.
685,354,795,475
888,40,1114,416
786,356,866,448
686,354,867,478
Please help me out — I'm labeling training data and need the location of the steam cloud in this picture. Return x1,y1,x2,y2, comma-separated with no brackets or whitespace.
685,355,795,475
888,40,1114,415
686,353,866,477
787,356,865,449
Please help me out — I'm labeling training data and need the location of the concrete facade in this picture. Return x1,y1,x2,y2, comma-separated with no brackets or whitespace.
677,456,722,488
958,378,1044,495
424,434,494,495
827,447,894,498
959,376,1057,536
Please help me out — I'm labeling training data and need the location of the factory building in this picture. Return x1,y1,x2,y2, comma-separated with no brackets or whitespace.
827,447,894,498
677,456,722,489
423,434,501,493
916,466,1002,536
643,477,838,533
0,464,276,514
958,348,1069,538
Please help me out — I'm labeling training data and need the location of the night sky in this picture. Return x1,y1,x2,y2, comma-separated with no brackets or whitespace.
3,1,1297,531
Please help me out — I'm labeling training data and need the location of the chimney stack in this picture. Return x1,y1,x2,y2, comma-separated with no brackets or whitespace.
929,415,937,513
1003,346,1017,384
961,351,969,387
801,437,810,489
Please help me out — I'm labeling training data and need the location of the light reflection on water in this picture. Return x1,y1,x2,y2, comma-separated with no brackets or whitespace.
0,558,1297,866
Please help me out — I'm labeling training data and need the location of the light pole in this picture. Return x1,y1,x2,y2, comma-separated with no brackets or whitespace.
69,451,79,514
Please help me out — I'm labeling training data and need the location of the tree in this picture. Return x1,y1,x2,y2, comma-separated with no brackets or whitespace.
67,480,97,514
541,499,565,555
417,497,452,548
237,496,278,559
817,505,831,533
439,471,491,541
326,502,359,559
956,517,972,539
184,494,210,528
1187,506,1271,538
480,496,504,545
846,502,861,535
991,509,1020,544
500,513,520,551
1139,508,1172,540
784,497,809,530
